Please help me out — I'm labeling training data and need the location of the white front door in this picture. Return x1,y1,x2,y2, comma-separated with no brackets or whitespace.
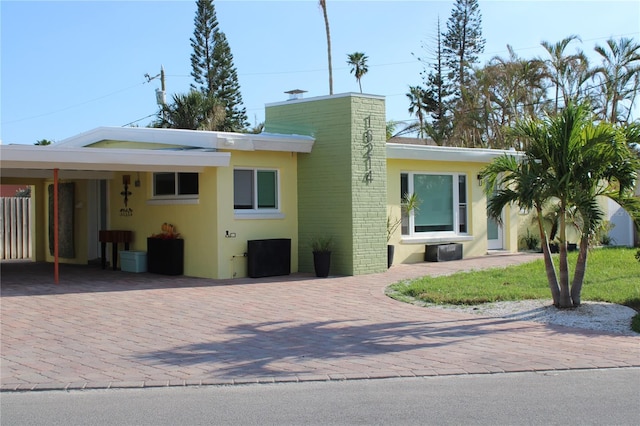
487,215,503,250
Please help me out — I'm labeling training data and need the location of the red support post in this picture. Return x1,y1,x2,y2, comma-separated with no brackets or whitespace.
54,168,59,284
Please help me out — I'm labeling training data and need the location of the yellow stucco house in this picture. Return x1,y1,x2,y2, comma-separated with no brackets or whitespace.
1,93,521,280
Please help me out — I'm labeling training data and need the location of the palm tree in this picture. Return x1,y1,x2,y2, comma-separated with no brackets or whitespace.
318,0,333,95
347,52,369,93
484,45,550,148
155,90,225,130
541,36,589,113
482,103,640,308
565,118,639,305
591,37,640,124
482,152,561,304
406,86,429,138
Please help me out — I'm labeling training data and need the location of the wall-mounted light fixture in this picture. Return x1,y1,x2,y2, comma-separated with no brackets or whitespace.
120,175,133,216
477,174,483,187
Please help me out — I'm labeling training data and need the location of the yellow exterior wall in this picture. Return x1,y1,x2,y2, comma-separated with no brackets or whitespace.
387,158,518,264
108,169,220,278
105,149,298,279
214,150,299,279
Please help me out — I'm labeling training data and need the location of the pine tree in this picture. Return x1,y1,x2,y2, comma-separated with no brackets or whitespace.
212,31,248,131
442,0,485,98
190,0,247,131
421,18,452,145
190,0,218,94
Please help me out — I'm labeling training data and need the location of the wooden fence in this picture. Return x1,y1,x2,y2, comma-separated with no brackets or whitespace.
0,197,32,260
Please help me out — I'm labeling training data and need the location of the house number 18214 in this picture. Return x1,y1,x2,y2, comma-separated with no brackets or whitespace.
363,116,373,183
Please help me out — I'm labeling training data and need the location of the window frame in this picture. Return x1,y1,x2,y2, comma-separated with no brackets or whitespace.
151,172,199,200
233,168,281,217
401,171,469,239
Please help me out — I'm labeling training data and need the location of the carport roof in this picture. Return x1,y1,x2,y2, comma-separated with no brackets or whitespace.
0,144,231,178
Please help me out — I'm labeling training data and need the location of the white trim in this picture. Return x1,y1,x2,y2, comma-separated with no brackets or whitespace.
54,126,314,153
234,211,285,220
0,168,114,180
266,92,385,108
146,198,200,206
401,235,474,244
402,171,469,238
233,168,281,212
0,144,230,172
388,144,522,163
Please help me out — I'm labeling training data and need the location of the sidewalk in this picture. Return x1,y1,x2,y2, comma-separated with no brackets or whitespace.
1,253,638,391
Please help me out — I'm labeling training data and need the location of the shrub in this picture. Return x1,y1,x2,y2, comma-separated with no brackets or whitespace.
520,230,539,251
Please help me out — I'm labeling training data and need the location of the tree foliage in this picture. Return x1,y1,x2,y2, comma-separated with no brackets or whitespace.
481,103,640,307
442,0,485,97
346,52,368,93
591,37,640,124
190,0,218,95
153,90,225,131
190,0,247,131
412,17,452,146
405,0,638,148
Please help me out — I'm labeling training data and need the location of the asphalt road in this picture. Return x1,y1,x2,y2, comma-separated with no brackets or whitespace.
2,369,639,426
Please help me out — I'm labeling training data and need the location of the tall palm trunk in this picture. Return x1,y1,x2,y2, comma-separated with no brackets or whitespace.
557,204,572,307
570,233,589,306
536,207,560,305
319,0,333,95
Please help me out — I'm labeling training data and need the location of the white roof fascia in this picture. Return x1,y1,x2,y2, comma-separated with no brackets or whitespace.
266,92,385,108
386,143,523,163
56,127,219,149
0,168,115,180
217,132,314,153
0,144,230,173
55,126,314,153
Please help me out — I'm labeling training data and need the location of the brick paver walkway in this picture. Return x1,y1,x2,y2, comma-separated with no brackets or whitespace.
1,253,638,391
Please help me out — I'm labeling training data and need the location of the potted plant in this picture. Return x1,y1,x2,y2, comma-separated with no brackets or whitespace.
310,235,333,278
147,223,184,275
386,193,419,268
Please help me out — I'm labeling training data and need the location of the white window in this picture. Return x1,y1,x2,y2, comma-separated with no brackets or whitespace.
401,172,468,236
153,172,199,197
234,169,279,211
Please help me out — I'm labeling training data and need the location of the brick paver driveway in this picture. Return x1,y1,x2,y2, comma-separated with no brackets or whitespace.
1,254,638,391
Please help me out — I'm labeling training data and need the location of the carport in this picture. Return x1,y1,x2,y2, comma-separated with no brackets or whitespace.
0,128,233,283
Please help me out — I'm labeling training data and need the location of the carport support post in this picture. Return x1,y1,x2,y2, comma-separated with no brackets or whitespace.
54,168,59,284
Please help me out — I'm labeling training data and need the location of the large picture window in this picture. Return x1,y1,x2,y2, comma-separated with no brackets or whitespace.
234,169,279,210
401,172,468,236
153,172,198,197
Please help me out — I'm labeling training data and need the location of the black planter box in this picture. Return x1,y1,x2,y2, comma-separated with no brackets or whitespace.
247,238,291,278
425,243,463,262
147,238,184,275
313,251,331,278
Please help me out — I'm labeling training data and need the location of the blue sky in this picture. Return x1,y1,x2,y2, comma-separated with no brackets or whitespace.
1,0,639,145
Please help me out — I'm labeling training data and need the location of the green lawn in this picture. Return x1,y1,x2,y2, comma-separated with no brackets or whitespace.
387,247,640,312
